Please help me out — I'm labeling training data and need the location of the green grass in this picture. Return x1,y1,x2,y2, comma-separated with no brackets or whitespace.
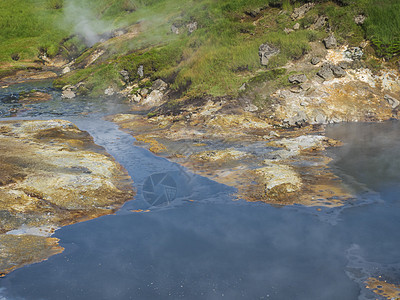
109,0,317,96
2,0,400,98
362,0,400,57
0,0,69,62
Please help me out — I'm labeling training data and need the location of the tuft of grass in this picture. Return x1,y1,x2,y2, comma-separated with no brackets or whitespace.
47,0,64,9
0,0,70,62
362,0,400,57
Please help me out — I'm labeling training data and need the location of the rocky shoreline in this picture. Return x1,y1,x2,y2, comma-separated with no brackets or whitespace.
0,120,134,277
2,22,399,209
108,40,400,208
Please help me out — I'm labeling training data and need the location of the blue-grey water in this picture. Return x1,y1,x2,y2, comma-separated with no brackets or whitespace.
0,83,399,299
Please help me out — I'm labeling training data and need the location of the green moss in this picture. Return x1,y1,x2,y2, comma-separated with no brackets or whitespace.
249,69,287,84
362,0,400,57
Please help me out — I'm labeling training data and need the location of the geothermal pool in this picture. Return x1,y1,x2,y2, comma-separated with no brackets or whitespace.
0,82,399,299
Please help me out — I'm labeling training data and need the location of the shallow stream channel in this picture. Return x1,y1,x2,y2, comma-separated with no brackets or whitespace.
0,81,399,300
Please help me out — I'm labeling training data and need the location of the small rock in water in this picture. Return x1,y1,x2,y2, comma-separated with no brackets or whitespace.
61,89,75,99
104,87,115,96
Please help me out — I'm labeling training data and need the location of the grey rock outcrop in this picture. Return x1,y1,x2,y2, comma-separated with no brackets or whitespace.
317,64,346,80
152,79,168,91
187,22,198,33
291,3,315,20
171,24,179,35
238,83,247,91
290,86,302,93
354,15,366,25
345,47,363,60
338,61,349,69
323,34,337,49
317,64,334,80
62,66,71,74
112,30,125,38
245,9,261,18
120,70,130,82
311,111,327,124
310,15,328,30
286,111,308,126
259,43,280,66
140,88,149,97
137,65,144,78
330,65,346,78
130,94,142,103
61,88,76,99
284,28,294,34
350,59,364,70
311,57,321,65
244,104,258,112
104,87,115,96
288,74,307,84
384,94,400,109
142,90,164,107
300,82,311,91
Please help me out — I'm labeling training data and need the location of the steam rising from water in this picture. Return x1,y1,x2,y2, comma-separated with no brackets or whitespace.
64,0,110,46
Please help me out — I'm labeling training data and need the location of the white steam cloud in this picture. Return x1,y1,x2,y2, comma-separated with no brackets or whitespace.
64,0,111,46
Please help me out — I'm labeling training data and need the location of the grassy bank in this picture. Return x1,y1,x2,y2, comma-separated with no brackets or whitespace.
1,0,399,97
